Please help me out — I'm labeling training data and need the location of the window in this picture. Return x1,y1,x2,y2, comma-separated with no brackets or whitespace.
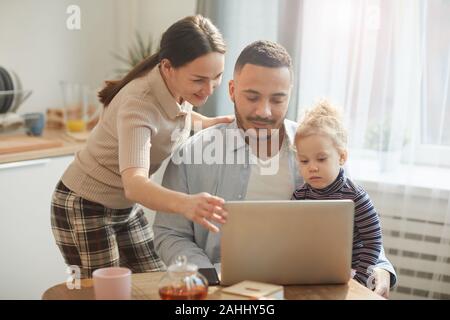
421,0,450,147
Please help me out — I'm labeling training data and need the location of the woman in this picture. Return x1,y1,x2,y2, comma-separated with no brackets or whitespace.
51,15,232,278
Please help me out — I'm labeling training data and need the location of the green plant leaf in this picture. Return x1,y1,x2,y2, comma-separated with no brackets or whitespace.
111,52,133,66
146,35,153,56
112,32,154,77
136,32,146,58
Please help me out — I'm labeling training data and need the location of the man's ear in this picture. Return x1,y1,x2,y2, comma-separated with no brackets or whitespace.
228,80,235,100
228,79,235,103
339,150,348,166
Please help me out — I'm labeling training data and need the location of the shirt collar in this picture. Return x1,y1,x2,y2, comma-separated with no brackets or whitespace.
306,167,346,196
147,65,190,120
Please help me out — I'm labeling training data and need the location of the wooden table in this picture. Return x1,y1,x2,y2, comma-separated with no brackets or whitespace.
42,272,384,300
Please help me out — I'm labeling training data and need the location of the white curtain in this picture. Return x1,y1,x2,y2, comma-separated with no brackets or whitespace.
294,0,450,299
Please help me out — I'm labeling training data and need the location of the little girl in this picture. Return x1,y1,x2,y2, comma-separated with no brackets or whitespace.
292,100,383,287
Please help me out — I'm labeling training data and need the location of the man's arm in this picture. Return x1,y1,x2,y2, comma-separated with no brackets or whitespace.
372,245,397,298
375,245,397,287
153,158,215,268
352,193,383,286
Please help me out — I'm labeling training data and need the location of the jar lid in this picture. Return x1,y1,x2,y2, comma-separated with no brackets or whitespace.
167,255,198,273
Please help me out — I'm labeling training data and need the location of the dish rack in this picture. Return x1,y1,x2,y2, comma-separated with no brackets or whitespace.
0,89,32,113
0,90,33,133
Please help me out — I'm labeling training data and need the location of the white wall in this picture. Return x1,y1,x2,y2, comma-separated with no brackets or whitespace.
0,0,118,114
0,0,196,115
135,0,197,49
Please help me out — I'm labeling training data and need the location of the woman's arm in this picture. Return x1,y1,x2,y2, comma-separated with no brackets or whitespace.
121,167,227,232
191,110,234,129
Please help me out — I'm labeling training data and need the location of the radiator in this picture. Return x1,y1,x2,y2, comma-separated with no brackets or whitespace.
370,186,450,300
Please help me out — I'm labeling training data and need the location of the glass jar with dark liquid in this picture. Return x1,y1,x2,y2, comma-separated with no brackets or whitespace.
158,255,208,300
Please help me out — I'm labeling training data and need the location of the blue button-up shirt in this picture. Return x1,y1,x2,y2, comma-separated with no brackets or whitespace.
153,119,397,286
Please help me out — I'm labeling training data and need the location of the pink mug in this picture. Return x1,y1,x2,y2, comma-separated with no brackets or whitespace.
93,267,132,300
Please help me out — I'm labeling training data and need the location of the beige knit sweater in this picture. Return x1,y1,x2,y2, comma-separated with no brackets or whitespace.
61,66,192,209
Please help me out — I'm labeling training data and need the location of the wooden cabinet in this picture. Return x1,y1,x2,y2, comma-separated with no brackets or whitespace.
0,155,73,299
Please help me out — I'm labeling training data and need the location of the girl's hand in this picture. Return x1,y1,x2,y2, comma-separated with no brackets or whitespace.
178,192,228,232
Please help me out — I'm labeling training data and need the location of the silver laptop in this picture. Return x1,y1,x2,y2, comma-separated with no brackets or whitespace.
220,200,354,286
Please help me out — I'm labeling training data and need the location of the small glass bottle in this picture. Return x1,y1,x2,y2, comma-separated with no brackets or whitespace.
158,255,208,300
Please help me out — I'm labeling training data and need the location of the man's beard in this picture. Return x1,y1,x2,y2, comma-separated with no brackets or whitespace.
233,103,282,140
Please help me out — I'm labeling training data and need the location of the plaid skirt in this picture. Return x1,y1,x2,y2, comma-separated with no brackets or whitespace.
51,180,165,278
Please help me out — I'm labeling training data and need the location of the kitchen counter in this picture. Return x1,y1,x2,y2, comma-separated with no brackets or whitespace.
0,129,86,164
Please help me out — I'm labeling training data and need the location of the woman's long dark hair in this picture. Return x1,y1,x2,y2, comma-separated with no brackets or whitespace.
98,14,226,107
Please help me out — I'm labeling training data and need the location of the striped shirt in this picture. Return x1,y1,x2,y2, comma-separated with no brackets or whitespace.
291,168,382,286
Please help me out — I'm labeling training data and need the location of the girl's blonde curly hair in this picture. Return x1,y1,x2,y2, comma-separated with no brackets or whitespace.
295,99,348,152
